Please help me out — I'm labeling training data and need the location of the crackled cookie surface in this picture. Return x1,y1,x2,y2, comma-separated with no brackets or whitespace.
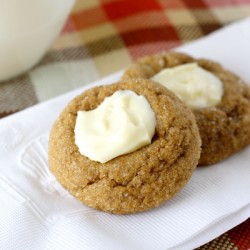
122,52,250,165
49,79,201,214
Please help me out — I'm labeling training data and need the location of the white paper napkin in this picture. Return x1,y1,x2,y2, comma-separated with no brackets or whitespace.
0,18,250,250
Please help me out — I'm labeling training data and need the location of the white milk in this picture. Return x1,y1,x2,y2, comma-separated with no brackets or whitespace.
0,0,75,81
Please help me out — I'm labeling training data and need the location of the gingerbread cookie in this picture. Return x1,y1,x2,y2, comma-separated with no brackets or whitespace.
122,52,250,165
49,79,201,214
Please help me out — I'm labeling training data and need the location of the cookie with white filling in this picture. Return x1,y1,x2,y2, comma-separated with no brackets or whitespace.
49,79,201,214
122,52,250,165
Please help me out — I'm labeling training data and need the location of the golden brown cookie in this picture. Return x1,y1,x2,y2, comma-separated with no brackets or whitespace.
49,79,201,214
122,52,250,166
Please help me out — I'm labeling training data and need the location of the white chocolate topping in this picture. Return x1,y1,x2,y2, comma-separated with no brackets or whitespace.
152,63,223,109
75,90,156,163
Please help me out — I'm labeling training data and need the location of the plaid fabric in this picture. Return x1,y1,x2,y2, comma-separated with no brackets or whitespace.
197,218,250,250
0,0,249,248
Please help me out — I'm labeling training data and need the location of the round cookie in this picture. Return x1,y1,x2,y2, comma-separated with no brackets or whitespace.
49,79,201,214
122,52,250,166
